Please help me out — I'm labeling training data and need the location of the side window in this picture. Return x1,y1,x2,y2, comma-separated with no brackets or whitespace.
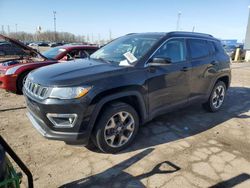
86,49,97,55
67,50,78,60
154,39,186,63
188,39,210,59
207,41,216,54
67,50,86,59
214,41,226,54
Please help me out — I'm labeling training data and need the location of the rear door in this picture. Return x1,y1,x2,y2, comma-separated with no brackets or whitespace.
147,38,192,114
187,39,216,99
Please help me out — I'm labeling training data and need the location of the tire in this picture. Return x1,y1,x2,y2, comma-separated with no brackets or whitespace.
16,72,29,94
92,102,139,153
203,81,227,112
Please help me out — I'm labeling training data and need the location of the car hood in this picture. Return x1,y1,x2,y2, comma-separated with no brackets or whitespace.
0,59,55,72
0,34,47,60
28,58,127,86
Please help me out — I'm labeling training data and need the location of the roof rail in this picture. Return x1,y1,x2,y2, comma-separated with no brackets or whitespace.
126,33,137,35
168,31,213,37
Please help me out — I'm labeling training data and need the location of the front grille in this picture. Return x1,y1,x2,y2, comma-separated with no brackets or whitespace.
24,79,49,99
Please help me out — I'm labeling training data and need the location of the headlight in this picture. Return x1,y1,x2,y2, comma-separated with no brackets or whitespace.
48,86,91,99
0,71,5,77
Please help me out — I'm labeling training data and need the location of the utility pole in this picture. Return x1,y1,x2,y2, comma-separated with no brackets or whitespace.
7,25,10,34
176,11,181,31
15,24,17,33
109,29,112,41
53,11,57,41
192,26,195,32
87,34,89,43
98,33,101,45
1,25,4,34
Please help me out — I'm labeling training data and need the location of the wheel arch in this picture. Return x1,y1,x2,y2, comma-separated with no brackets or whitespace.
16,69,32,93
216,75,230,89
87,90,148,135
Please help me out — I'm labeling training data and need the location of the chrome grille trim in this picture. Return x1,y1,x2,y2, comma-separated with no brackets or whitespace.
24,79,49,99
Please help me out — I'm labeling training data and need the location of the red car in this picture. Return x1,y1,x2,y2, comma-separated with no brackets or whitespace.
0,35,99,94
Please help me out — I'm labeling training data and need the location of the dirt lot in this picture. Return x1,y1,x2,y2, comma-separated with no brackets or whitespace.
1,63,250,188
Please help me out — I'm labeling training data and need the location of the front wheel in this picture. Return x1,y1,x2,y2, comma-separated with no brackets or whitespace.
92,102,139,153
203,81,227,112
16,72,29,94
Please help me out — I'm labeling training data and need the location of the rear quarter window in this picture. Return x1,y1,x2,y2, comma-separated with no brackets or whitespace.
188,39,210,59
214,41,226,54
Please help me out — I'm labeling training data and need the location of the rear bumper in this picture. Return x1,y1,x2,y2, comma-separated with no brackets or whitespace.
0,75,17,92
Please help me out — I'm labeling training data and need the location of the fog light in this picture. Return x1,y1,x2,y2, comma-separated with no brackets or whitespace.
46,113,78,128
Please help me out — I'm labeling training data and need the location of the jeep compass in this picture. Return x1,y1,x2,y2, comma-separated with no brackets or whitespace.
23,32,231,153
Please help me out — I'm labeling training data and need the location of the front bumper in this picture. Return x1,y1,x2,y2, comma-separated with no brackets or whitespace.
24,92,93,145
0,74,17,92
26,110,90,144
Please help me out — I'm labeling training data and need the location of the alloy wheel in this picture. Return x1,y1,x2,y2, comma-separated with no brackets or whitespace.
212,85,225,109
104,111,135,148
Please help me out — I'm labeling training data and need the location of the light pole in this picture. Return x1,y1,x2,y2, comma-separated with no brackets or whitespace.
176,11,181,31
192,26,195,32
53,11,57,42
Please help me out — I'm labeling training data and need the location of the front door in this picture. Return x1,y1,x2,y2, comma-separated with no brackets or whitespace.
146,38,191,115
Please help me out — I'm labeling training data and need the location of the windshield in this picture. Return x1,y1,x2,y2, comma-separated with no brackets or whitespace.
90,34,163,66
42,47,66,59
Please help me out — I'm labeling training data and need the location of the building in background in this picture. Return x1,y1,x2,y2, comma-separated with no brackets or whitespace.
244,6,250,61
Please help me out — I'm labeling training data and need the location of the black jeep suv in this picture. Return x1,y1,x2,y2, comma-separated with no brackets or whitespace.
23,32,231,153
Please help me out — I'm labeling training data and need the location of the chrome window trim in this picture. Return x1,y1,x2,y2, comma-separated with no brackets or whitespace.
144,36,218,67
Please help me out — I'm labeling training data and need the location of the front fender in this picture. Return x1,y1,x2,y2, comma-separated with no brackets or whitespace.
86,90,148,135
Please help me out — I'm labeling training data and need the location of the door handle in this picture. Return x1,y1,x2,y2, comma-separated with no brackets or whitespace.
181,67,191,72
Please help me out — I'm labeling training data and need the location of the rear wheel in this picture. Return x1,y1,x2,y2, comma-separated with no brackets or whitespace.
203,81,226,112
92,102,139,153
16,72,29,94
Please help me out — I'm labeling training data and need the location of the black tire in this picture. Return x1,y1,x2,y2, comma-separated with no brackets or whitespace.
92,102,139,153
16,72,29,94
203,81,227,112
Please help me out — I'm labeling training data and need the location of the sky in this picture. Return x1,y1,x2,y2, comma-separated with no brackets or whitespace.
0,0,250,42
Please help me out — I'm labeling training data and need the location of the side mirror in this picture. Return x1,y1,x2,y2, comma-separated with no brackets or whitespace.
148,57,171,66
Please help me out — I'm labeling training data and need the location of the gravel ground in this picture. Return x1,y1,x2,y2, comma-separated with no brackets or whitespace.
1,63,250,188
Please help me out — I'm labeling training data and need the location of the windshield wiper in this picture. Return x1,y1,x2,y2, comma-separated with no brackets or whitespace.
94,57,111,64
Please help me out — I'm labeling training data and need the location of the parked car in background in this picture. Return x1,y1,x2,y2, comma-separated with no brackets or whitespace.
24,32,231,153
0,42,26,56
48,42,64,47
42,45,98,61
224,44,245,60
223,45,236,58
0,34,99,94
28,42,49,47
